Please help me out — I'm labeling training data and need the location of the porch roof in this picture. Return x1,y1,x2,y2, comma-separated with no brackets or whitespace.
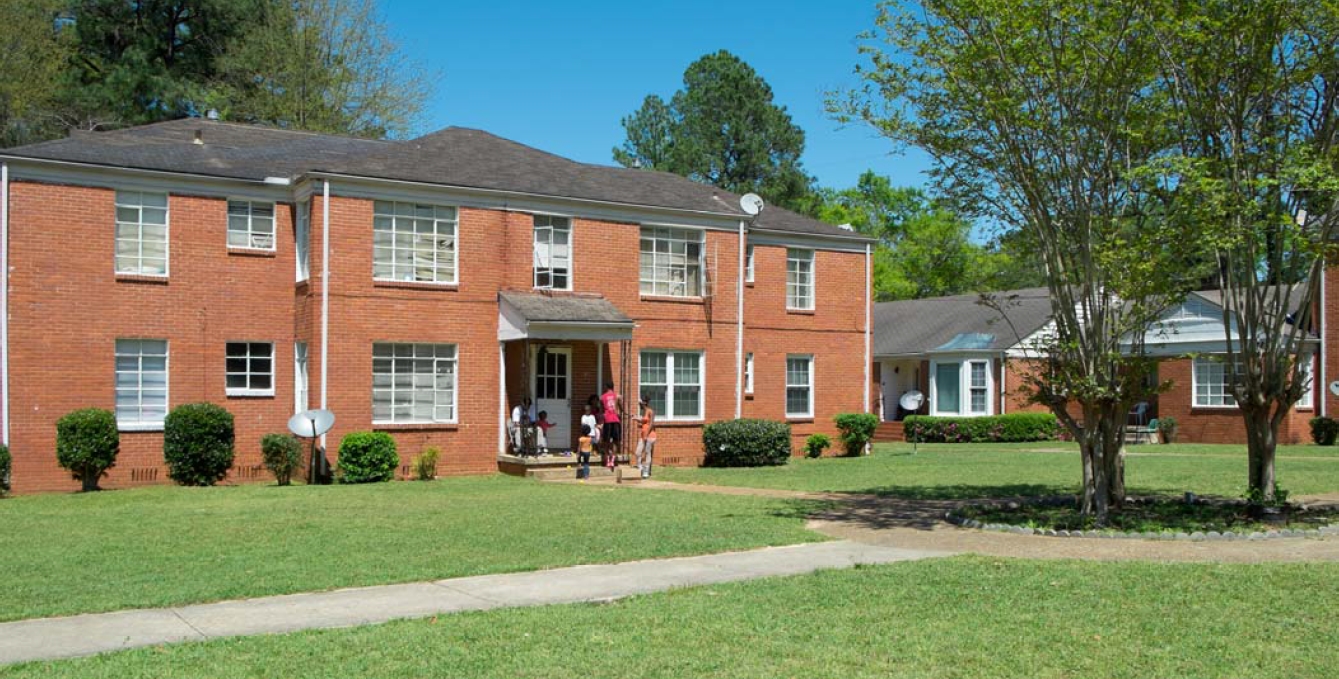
498,291,634,341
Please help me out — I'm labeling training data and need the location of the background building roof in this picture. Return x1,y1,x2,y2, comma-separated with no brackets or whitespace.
873,287,1053,357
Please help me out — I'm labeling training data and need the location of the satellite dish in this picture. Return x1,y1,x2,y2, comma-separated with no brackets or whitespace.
288,409,335,438
899,390,925,412
1329,380,1339,397
739,193,765,216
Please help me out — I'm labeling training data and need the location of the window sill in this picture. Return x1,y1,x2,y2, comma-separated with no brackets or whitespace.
373,280,459,292
116,274,169,285
655,419,706,427
785,416,815,423
745,392,754,400
745,281,755,287
1190,405,1239,411
786,308,816,315
119,422,164,432
228,247,277,258
227,390,275,398
640,295,704,305
373,422,459,431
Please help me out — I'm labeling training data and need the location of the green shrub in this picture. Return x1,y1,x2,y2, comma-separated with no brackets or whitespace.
55,408,120,491
1158,416,1180,444
261,434,304,486
338,432,399,483
163,403,236,487
805,434,831,459
834,413,878,456
0,444,10,497
702,419,792,467
411,447,440,481
904,413,1059,443
1310,416,1338,446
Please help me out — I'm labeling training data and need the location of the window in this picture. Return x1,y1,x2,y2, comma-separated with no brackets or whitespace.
1298,356,1315,409
227,200,275,250
115,191,168,275
786,355,814,417
786,248,814,310
745,352,754,394
115,339,168,430
745,244,755,283
969,361,989,414
226,342,274,396
372,343,457,423
639,350,703,420
294,342,308,414
296,200,310,281
533,215,572,290
1193,356,1241,407
373,201,458,284
639,226,703,297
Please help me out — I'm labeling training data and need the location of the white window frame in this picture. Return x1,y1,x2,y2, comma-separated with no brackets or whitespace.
785,354,814,418
745,244,755,283
227,199,276,251
745,352,754,394
296,200,310,282
372,343,459,424
638,350,705,421
639,226,704,297
929,357,993,417
372,201,459,285
115,190,169,276
115,339,169,431
1297,354,1315,410
533,214,573,290
225,342,275,397
786,248,814,310
1192,355,1241,409
294,342,309,414
969,360,990,414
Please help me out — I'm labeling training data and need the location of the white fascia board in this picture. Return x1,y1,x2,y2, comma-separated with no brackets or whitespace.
747,228,876,254
0,156,293,202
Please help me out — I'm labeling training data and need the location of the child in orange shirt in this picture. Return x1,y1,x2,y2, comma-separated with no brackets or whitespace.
576,424,593,480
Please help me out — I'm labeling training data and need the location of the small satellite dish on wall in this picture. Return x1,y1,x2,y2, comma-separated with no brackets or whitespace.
739,193,765,216
899,390,925,412
288,409,335,438
1329,380,1339,397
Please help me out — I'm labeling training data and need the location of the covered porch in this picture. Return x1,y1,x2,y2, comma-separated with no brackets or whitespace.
496,291,636,476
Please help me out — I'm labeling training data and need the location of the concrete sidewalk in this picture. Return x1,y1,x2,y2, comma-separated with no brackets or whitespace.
0,540,948,666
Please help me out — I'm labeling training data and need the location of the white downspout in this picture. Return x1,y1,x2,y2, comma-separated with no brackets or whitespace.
498,342,506,453
736,220,746,419
863,243,872,413
1,163,9,447
320,180,331,448
1321,262,1328,417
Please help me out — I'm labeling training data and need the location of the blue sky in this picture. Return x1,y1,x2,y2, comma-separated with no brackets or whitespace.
380,0,933,192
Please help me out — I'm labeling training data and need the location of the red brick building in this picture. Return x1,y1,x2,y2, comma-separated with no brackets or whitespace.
0,120,874,493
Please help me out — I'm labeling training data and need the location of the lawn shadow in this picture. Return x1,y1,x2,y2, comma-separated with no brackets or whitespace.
810,484,1078,531
847,483,1076,501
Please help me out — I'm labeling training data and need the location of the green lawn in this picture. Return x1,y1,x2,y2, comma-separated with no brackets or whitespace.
0,475,821,622
10,556,1338,678
658,442,1339,499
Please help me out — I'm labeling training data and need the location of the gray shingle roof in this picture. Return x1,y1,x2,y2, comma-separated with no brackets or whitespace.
499,291,633,325
2,119,864,240
873,287,1053,357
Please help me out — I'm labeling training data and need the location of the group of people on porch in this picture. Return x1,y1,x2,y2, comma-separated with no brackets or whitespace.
509,382,657,479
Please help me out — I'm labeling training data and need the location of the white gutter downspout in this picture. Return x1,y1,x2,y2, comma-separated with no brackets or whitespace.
736,220,746,419
1,163,9,447
1322,261,1328,418
863,243,872,414
320,180,331,448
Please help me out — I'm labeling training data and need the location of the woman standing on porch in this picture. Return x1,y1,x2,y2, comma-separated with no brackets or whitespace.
600,382,622,468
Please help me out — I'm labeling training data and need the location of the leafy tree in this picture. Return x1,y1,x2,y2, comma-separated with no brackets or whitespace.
1143,0,1339,505
215,0,427,138
0,1,73,146
839,0,1205,523
614,50,813,210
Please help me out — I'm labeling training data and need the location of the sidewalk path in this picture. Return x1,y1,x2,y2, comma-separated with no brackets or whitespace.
0,540,948,666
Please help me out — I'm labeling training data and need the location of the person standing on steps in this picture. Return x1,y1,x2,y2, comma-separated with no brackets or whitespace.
633,394,656,479
600,381,622,468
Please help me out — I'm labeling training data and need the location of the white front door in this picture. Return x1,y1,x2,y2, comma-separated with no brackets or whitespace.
533,347,572,450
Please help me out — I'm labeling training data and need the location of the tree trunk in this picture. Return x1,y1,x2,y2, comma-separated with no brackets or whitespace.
1243,406,1277,503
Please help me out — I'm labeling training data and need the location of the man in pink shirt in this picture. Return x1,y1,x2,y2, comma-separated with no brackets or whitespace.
600,381,622,468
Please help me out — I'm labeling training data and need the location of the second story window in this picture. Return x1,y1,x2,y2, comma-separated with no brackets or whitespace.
786,248,814,310
533,215,571,290
295,200,310,281
227,200,275,250
745,244,755,282
373,201,458,284
640,226,703,297
115,191,168,276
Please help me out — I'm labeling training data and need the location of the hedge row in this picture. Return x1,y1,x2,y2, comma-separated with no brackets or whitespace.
904,413,1059,443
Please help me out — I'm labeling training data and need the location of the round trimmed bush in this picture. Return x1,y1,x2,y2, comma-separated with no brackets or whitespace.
337,432,399,483
261,433,304,486
163,403,235,486
0,443,10,497
702,419,792,467
834,413,879,456
56,408,120,491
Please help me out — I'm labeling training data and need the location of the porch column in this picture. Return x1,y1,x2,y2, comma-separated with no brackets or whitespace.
498,341,507,454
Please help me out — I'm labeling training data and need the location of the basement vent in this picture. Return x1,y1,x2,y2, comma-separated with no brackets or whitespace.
130,467,159,482
230,464,265,480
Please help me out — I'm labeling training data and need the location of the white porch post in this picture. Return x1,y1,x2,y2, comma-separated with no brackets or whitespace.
498,341,507,454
